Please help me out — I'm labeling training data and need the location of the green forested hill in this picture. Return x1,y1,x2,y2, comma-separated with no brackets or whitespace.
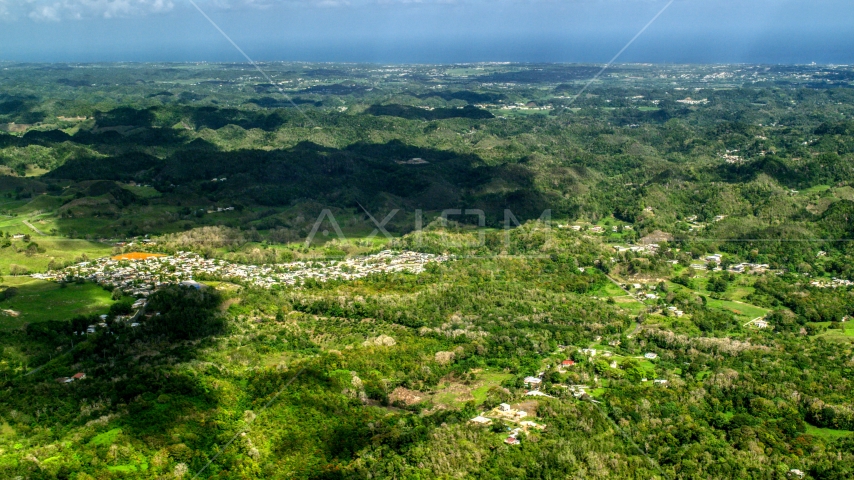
0,62,852,479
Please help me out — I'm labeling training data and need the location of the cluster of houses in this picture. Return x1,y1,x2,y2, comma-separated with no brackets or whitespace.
536,364,596,399
33,250,450,297
558,224,787,281
614,244,657,255
677,97,709,105
560,224,633,234
468,347,677,440
34,250,448,338
470,402,546,446
687,254,770,274
476,102,553,112
582,348,656,360
728,263,771,274
86,300,147,334
720,150,743,164
810,278,854,289
35,250,450,293
722,153,743,164
684,215,706,232
629,285,684,316
628,284,682,312
519,373,555,398
207,206,235,214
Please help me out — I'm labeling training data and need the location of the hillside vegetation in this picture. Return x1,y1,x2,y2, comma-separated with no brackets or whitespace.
0,62,852,479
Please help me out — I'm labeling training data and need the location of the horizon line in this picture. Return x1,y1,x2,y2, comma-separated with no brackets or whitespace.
0,60,848,67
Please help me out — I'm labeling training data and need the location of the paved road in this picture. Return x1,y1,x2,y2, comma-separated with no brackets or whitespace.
22,219,47,236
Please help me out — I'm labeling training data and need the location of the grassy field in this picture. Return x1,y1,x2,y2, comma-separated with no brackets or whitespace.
800,184,831,195
666,279,769,322
727,284,756,302
0,191,114,273
470,372,514,404
594,278,647,316
806,425,853,441
817,321,854,342
594,282,628,298
119,184,162,199
0,236,112,274
833,185,854,201
13,196,64,215
0,217,39,236
705,298,770,322
432,371,513,407
0,278,115,330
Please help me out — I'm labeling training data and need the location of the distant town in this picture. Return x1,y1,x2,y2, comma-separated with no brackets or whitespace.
34,250,451,296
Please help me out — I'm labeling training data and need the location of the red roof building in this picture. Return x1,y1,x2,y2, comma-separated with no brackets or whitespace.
561,360,575,367
72,372,86,380
504,436,520,445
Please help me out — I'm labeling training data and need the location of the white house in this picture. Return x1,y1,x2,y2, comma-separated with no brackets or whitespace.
470,416,492,425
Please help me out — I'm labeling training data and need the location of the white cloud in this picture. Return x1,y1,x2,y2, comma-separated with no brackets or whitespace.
29,4,61,21
8,0,175,22
2,0,352,21
215,0,351,7
0,0,674,22
0,0,14,20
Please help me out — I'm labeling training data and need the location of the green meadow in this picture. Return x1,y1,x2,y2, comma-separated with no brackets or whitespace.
704,298,770,322
0,237,112,275
0,278,115,330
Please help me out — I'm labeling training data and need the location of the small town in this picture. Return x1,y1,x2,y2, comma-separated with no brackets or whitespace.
33,250,451,295
810,277,854,288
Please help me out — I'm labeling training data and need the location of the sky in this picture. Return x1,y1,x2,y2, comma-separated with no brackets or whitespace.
1,0,853,64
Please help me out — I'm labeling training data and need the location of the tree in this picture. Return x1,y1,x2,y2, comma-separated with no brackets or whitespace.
24,242,40,256
9,264,28,276
146,285,224,340
109,300,133,316
708,276,728,293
